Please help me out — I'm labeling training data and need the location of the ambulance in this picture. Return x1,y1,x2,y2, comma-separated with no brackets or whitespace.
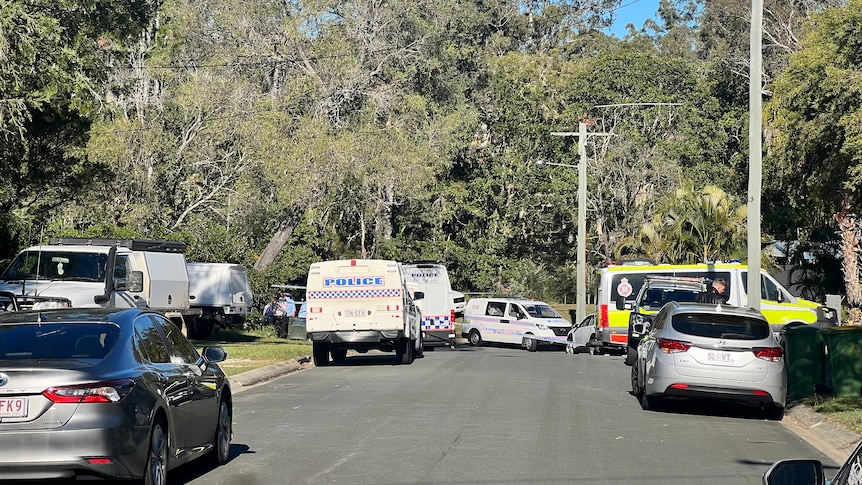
403,262,456,349
593,261,838,354
305,259,422,366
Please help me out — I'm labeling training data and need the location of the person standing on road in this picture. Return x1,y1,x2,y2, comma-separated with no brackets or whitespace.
699,278,729,304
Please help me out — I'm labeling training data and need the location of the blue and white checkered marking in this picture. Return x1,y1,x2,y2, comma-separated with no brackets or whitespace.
308,289,401,299
422,315,453,330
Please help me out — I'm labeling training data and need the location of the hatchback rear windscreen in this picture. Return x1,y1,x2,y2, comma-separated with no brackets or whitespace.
671,313,770,340
0,323,120,360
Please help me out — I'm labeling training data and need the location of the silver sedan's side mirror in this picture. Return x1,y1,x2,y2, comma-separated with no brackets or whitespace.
762,459,825,485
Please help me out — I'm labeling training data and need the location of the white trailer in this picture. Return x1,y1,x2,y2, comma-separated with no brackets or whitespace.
186,262,254,338
305,259,422,366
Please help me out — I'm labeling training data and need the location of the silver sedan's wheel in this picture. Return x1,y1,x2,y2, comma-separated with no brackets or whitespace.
214,399,231,465
144,420,167,485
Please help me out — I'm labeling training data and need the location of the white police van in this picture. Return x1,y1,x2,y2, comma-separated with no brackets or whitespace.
461,297,571,351
403,262,456,349
305,259,422,366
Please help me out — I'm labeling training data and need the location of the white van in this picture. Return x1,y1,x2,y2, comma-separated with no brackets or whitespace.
403,262,456,349
593,261,838,354
305,259,422,365
461,297,571,351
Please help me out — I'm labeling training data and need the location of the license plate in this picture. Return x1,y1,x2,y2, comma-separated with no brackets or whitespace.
344,309,365,317
706,351,736,365
0,397,28,418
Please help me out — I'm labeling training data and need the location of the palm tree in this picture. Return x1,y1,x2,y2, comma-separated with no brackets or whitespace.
616,184,748,264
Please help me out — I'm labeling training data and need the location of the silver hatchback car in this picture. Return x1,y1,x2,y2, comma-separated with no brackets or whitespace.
631,301,786,420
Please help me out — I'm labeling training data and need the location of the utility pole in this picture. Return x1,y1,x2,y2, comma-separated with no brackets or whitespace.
542,122,612,325
747,0,763,310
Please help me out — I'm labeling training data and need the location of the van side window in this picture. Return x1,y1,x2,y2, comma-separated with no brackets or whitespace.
508,304,526,319
486,302,505,317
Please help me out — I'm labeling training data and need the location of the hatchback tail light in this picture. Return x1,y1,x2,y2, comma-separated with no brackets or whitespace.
657,338,691,353
753,346,784,362
43,379,135,404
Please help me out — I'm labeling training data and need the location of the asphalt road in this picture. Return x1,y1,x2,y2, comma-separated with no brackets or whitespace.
173,344,843,485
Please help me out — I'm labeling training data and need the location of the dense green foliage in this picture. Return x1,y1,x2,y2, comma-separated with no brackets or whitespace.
0,0,858,306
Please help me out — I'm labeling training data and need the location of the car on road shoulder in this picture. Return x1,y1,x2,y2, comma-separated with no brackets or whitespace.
0,308,232,482
631,301,786,420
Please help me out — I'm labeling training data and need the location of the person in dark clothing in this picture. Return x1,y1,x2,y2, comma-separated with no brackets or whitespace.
698,277,728,304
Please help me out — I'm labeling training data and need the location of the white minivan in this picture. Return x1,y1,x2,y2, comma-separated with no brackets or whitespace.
461,297,571,351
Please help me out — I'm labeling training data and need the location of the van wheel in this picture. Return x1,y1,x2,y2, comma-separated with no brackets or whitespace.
312,342,330,367
468,330,482,346
524,335,538,352
331,348,347,362
396,338,413,365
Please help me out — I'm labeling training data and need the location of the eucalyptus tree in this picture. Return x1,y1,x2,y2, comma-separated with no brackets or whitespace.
0,0,158,256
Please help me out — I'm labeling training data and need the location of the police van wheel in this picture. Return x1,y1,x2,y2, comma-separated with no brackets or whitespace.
313,342,330,367
396,338,414,365
331,348,347,362
468,330,482,346
524,335,538,352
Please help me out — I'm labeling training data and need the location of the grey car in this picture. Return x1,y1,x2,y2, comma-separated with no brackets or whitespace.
631,301,787,420
0,308,232,482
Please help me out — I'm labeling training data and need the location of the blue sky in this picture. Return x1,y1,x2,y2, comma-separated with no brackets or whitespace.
605,0,661,37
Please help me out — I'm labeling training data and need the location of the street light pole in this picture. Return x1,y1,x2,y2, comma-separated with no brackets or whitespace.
541,122,612,325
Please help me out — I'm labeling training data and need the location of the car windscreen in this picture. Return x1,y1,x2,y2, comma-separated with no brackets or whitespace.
0,251,108,282
0,323,121,360
523,304,561,318
671,313,770,340
639,289,702,310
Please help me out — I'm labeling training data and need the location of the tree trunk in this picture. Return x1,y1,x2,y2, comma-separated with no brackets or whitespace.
254,219,296,271
835,201,861,308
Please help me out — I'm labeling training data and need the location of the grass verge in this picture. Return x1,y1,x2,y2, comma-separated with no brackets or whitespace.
190,325,312,377
801,395,862,435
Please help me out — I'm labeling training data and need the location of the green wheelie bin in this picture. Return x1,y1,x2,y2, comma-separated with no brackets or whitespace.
821,326,862,397
782,323,826,400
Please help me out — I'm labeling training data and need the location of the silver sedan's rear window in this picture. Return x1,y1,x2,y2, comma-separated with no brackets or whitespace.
0,323,120,360
671,313,770,340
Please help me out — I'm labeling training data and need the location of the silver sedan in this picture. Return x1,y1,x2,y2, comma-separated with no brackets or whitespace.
631,301,787,420
0,308,232,482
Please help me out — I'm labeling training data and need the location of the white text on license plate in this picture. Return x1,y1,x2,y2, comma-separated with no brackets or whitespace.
344,309,365,317
707,352,736,365
0,398,28,418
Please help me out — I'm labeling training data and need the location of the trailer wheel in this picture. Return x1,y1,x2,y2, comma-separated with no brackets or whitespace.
312,342,330,367
468,330,482,346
